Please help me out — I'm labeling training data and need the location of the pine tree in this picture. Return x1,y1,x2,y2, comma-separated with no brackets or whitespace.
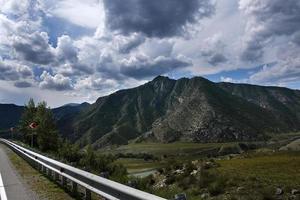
18,99,59,151
35,101,59,151
18,98,37,145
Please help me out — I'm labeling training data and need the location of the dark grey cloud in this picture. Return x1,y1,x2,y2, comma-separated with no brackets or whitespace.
103,0,215,38
199,35,228,66
0,63,19,81
116,34,146,54
72,63,94,75
120,55,191,79
201,50,228,66
240,41,264,62
207,53,228,66
14,81,32,88
0,61,33,81
292,31,300,46
240,0,300,62
13,32,56,65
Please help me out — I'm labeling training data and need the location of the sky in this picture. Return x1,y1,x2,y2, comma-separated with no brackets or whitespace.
0,0,300,107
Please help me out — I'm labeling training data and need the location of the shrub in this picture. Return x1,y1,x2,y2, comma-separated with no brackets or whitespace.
208,178,226,196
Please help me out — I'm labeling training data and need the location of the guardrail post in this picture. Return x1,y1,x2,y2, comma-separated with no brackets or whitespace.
72,181,78,196
54,172,59,182
62,176,67,187
85,188,91,200
47,169,52,178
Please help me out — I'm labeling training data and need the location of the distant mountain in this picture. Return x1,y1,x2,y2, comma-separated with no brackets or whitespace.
1,76,300,148
0,104,24,130
0,102,89,135
60,76,300,148
52,102,90,139
218,82,300,131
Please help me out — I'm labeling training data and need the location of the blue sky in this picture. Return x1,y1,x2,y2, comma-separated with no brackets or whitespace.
0,0,300,107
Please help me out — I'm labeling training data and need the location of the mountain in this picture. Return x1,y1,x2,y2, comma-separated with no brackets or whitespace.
1,76,300,148
0,102,89,135
52,102,90,139
0,104,24,130
60,76,300,148
218,82,300,131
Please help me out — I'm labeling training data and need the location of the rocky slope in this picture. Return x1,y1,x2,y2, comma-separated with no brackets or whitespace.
62,76,300,148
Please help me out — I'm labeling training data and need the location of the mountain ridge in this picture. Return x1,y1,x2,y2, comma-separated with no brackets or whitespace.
1,76,300,148
59,76,300,148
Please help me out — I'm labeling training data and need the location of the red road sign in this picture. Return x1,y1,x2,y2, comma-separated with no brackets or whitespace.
29,122,38,129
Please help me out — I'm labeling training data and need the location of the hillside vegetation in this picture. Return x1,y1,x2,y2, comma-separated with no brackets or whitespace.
59,76,300,148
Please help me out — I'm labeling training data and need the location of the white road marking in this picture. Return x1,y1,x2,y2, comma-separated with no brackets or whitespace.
0,172,8,200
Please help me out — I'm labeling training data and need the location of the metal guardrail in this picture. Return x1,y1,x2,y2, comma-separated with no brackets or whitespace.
0,139,166,200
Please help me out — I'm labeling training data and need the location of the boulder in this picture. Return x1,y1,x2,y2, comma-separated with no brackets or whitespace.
275,187,284,195
291,189,300,195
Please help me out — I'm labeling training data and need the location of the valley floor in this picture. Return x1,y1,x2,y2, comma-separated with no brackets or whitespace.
108,132,300,199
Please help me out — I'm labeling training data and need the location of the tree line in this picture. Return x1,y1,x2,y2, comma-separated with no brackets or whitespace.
16,98,128,183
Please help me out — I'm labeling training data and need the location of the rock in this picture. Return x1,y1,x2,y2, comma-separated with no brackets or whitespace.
174,169,184,174
275,187,284,195
200,193,210,199
237,186,245,192
291,189,300,195
174,193,187,200
190,170,198,176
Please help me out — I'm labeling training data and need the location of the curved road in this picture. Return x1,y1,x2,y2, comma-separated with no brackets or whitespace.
0,144,37,200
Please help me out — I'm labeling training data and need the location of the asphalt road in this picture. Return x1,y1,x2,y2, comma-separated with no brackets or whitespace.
0,143,37,200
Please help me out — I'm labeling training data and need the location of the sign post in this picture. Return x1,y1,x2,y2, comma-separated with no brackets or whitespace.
10,127,14,140
29,122,38,147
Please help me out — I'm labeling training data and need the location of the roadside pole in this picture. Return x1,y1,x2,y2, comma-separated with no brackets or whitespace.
29,122,38,148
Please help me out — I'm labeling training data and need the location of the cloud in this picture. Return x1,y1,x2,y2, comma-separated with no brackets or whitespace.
55,35,78,63
103,0,215,38
0,60,32,81
239,0,300,85
199,34,228,66
249,45,300,84
75,76,118,91
39,71,73,91
14,81,32,88
120,54,191,79
207,53,228,66
0,0,33,19
220,76,235,83
114,33,146,54
44,0,104,29
239,0,300,62
12,32,55,65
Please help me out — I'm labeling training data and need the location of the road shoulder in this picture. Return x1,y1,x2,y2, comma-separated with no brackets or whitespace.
1,144,74,200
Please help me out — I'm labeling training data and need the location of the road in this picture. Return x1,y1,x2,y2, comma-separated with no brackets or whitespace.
0,143,37,200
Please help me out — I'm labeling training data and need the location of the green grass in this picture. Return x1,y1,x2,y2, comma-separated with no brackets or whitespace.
217,151,300,186
7,148,74,200
109,142,239,174
215,151,300,199
107,142,239,156
114,158,164,173
269,132,300,141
